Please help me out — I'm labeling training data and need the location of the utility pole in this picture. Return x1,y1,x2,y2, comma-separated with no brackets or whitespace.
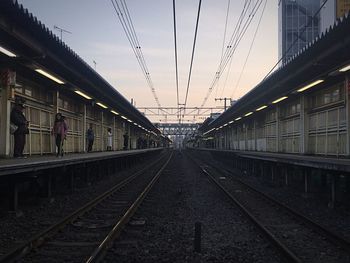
215,97,232,111
54,25,72,41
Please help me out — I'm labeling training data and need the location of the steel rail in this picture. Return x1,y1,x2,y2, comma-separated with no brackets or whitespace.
0,151,169,263
188,153,301,263
85,151,173,262
213,161,350,252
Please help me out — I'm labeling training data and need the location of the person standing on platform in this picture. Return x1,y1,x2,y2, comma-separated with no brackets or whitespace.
10,99,29,158
52,113,68,157
107,127,112,151
123,132,129,150
86,124,94,152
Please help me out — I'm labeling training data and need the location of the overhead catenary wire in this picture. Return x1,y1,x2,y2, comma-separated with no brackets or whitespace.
261,0,329,82
200,0,263,107
110,0,162,107
183,0,202,108
231,0,267,99
215,0,231,99
172,0,180,109
218,0,249,98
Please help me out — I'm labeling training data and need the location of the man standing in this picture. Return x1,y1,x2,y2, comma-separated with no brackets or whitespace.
10,99,29,158
86,124,94,152
123,132,129,150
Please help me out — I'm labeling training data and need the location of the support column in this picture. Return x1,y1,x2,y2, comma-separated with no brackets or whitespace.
285,166,289,186
101,111,104,151
345,75,350,155
83,104,87,152
300,95,306,154
329,173,337,209
304,168,309,194
0,85,12,156
271,164,275,183
44,174,53,198
9,179,19,211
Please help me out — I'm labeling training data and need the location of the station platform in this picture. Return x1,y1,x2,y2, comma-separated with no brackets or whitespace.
0,148,164,211
193,148,350,173
0,148,163,176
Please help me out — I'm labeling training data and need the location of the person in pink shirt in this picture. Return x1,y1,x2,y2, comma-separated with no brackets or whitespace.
52,113,68,157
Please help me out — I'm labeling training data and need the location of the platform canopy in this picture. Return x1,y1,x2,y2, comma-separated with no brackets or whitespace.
203,12,350,132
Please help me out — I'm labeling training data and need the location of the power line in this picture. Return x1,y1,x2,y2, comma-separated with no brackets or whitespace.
184,0,202,108
231,0,267,99
172,0,180,109
200,0,263,107
215,0,231,99
110,0,162,107
261,0,329,82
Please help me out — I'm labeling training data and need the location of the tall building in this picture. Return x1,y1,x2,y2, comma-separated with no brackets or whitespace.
278,0,320,65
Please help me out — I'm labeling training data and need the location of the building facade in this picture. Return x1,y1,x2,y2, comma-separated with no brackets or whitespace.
278,0,320,65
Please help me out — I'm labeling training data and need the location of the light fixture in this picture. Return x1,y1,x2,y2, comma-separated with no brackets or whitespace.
297,79,324,92
96,102,108,109
339,64,350,72
121,115,127,120
127,119,133,123
74,90,92,100
111,110,119,115
256,105,267,111
244,112,253,117
223,123,228,127
133,122,138,126
228,120,234,124
235,117,242,121
0,46,16,57
272,96,288,104
35,69,64,84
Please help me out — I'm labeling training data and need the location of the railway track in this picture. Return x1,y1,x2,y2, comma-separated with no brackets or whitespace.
188,151,350,263
1,150,172,263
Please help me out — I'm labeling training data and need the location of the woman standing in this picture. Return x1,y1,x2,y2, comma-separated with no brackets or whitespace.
52,113,68,157
107,127,112,151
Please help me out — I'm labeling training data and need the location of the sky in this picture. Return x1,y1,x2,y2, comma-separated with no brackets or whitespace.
17,0,278,122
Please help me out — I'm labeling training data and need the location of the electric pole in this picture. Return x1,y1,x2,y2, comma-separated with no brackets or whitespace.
54,25,72,41
215,97,232,110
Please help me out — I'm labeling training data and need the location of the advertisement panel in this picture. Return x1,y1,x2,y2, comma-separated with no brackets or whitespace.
337,0,350,18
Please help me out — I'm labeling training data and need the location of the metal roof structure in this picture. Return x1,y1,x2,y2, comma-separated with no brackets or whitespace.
0,0,159,134
203,12,350,132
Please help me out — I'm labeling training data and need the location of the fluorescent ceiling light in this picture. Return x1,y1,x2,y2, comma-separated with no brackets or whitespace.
111,110,119,115
127,119,133,123
235,117,242,121
133,122,138,126
339,64,350,72
223,123,228,127
244,112,253,117
96,102,107,109
228,120,234,124
74,90,91,100
121,115,127,120
256,105,267,111
297,79,324,92
0,46,16,57
272,96,288,104
35,69,64,84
